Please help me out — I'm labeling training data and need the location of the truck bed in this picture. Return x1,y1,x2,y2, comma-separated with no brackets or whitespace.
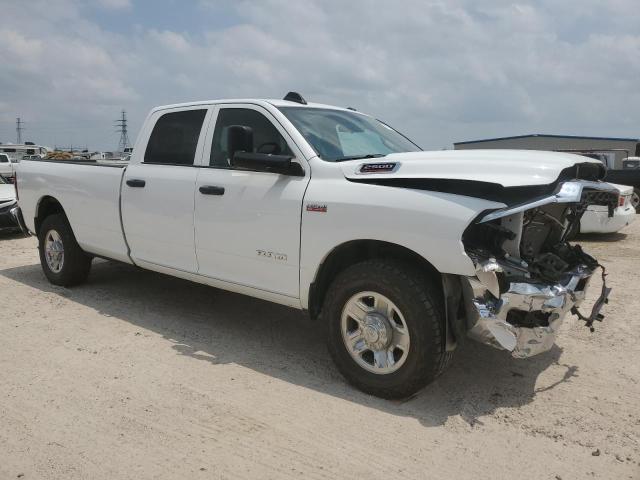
18,159,132,263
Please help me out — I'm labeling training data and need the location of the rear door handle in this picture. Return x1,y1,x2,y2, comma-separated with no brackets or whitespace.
126,179,146,188
199,185,225,195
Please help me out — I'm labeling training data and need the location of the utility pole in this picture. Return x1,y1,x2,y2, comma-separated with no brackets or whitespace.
114,110,131,152
16,117,24,144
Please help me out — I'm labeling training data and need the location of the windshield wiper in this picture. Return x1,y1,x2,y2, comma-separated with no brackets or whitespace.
334,154,386,162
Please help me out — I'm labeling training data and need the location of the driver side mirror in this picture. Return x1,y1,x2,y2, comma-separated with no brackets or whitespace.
226,125,304,176
226,125,254,160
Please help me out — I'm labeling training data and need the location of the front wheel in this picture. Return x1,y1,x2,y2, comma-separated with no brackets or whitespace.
324,260,452,399
38,213,92,286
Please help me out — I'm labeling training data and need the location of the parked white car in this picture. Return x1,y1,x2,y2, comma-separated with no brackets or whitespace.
0,153,17,180
580,183,635,234
0,175,19,231
14,93,619,398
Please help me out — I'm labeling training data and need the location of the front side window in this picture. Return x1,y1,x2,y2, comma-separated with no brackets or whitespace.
0,155,8,163
144,109,207,165
278,107,420,162
210,108,292,168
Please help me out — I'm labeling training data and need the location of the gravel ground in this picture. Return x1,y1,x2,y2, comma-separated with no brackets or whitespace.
0,224,639,480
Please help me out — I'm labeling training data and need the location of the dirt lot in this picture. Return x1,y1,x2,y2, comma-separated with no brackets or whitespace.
1,224,639,480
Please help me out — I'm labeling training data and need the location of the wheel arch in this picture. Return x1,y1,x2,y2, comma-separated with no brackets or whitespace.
34,195,66,236
307,239,443,320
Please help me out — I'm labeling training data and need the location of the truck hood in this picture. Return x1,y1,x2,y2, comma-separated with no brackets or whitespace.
340,150,604,188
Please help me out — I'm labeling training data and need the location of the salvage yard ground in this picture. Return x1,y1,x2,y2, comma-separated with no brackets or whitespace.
1,225,639,480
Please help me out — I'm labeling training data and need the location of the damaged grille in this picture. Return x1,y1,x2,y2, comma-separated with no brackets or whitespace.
463,184,615,284
462,178,615,352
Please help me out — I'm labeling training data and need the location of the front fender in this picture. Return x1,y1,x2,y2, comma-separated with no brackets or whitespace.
299,178,505,308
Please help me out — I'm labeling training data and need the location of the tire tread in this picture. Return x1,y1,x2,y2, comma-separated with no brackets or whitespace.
324,259,453,399
38,213,91,287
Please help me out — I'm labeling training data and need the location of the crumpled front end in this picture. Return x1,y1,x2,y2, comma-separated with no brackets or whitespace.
464,264,598,358
461,180,615,358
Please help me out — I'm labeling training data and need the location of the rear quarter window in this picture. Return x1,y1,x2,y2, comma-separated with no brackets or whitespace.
144,109,207,165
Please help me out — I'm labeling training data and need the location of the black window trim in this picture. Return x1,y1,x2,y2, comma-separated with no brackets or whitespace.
137,102,308,175
203,104,305,175
142,107,209,166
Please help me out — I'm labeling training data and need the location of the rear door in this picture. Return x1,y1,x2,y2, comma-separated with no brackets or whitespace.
121,106,210,272
194,104,310,298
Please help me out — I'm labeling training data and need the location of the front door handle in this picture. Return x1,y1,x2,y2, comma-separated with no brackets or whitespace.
126,179,146,188
199,185,225,195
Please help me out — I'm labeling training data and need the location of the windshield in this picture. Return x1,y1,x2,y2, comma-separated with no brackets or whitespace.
278,107,420,161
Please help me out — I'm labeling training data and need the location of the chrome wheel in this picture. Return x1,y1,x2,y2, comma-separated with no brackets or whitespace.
340,291,410,375
44,229,64,273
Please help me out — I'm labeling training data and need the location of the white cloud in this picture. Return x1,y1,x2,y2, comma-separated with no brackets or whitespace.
0,0,639,150
94,0,132,10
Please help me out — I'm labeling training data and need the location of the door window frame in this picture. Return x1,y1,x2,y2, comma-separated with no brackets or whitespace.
198,104,306,173
132,105,214,168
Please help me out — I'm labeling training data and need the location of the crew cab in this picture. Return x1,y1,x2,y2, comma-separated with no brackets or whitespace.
15,93,618,398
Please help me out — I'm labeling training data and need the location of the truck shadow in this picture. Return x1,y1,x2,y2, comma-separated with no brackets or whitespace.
576,231,628,243
0,231,27,241
0,260,575,428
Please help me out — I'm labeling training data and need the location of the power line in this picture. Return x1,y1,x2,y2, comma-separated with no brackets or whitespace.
114,110,130,152
16,117,24,144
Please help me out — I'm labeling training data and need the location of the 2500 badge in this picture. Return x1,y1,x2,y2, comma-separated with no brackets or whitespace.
257,250,288,262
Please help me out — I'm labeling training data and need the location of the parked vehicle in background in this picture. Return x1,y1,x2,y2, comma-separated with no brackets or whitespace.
605,170,640,212
89,151,130,162
0,153,18,182
578,183,635,234
14,93,619,398
0,143,48,162
575,152,640,212
0,175,19,232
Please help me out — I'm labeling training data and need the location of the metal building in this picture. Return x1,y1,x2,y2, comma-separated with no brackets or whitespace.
454,134,640,169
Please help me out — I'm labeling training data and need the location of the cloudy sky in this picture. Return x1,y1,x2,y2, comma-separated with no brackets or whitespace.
1,0,639,151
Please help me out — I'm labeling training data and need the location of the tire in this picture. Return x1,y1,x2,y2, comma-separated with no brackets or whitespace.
38,213,92,286
632,188,640,214
324,259,452,399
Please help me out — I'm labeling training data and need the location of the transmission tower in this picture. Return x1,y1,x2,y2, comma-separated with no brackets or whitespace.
114,110,131,152
16,117,24,144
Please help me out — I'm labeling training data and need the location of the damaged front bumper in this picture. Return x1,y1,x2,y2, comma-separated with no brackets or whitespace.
463,263,610,358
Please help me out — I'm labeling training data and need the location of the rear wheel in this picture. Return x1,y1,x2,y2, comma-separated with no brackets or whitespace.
324,260,452,399
38,214,92,286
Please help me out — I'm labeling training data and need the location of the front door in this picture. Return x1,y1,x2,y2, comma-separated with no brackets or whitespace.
121,107,210,272
194,105,309,298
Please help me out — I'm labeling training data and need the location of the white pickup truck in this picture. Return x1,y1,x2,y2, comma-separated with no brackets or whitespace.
15,93,617,398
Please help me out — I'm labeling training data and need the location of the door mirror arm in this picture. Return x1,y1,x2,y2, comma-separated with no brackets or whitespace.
231,152,304,176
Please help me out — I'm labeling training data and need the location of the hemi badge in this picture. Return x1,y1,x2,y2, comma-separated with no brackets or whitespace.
306,204,327,213
359,162,398,174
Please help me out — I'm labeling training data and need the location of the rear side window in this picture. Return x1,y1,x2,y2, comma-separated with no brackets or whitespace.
144,109,207,165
